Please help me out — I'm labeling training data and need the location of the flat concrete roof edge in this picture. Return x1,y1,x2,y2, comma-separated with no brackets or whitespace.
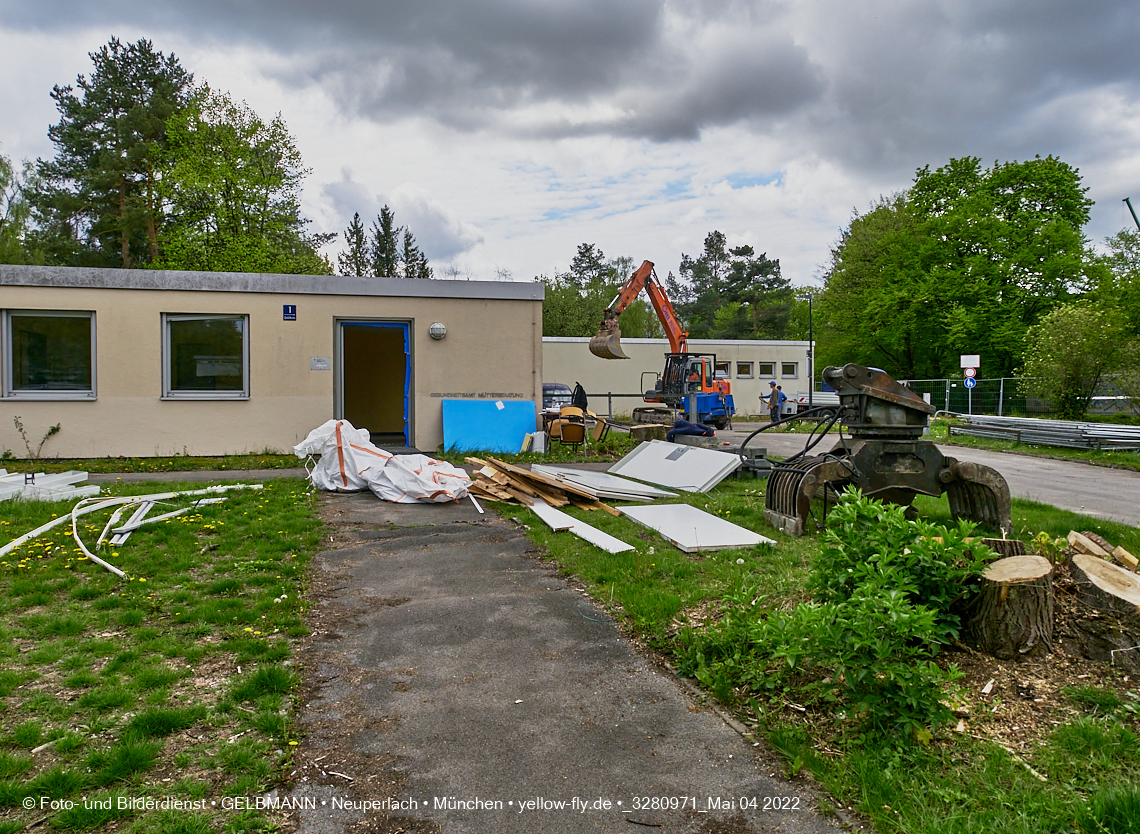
1,264,545,302
543,336,811,346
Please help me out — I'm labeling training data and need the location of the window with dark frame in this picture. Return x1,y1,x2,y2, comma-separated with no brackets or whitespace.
3,310,95,397
163,314,249,399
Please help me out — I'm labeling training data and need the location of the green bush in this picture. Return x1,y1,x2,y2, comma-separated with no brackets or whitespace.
676,490,987,738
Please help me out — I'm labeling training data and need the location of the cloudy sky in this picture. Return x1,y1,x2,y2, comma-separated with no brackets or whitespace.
2,1,1139,285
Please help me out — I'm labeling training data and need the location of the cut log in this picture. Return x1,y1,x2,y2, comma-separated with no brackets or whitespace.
1068,531,1110,558
1066,554,1140,674
1113,545,1138,572
630,424,668,442
966,555,1054,660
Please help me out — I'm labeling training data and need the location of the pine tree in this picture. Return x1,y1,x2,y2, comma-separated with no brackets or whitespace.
35,37,194,267
337,212,370,276
369,206,401,277
401,229,432,279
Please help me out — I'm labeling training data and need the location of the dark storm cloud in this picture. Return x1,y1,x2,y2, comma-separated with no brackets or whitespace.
3,0,1138,162
0,0,823,140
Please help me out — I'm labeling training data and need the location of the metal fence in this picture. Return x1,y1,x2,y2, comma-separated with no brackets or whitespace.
900,378,1038,416
900,377,1134,418
588,378,1134,420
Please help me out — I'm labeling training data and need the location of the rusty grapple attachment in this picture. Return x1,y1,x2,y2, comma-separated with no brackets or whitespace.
763,363,1012,537
589,308,629,360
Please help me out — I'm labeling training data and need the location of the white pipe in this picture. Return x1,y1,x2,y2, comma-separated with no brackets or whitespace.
111,497,228,534
1,483,263,564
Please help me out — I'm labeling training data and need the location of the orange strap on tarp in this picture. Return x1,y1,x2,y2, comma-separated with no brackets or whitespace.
335,422,348,488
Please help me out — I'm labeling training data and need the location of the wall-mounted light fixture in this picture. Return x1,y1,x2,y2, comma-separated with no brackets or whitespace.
429,322,447,340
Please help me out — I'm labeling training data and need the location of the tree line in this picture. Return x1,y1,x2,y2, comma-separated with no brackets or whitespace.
815,156,1140,418
541,155,1139,419
0,37,431,279
541,236,809,342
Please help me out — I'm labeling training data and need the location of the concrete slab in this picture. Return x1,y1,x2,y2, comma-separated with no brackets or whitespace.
286,492,839,834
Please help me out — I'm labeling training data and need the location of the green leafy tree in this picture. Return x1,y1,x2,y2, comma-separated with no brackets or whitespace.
1020,300,1138,419
817,157,1102,379
33,37,193,268
1,154,37,264
540,244,662,338
1099,228,1140,334
337,212,369,276
154,88,332,274
815,194,940,376
671,232,788,339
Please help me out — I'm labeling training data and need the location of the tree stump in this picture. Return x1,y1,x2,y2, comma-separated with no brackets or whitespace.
1066,554,1140,675
630,424,667,442
966,555,1054,660
980,538,1027,558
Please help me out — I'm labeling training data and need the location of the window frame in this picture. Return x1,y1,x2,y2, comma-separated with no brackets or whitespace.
735,361,754,379
2,309,97,400
758,361,776,379
161,313,250,400
781,361,799,379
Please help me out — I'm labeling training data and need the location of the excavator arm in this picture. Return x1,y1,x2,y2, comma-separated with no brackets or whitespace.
589,260,688,359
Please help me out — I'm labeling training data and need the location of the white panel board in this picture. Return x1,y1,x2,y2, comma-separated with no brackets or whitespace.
607,441,741,493
621,504,775,553
530,498,634,553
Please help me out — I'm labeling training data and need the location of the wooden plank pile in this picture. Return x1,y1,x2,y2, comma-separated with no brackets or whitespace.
465,457,622,517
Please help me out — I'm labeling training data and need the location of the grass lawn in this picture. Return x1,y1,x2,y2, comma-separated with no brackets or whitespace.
0,454,304,475
513,477,1140,833
1,429,646,476
0,478,321,834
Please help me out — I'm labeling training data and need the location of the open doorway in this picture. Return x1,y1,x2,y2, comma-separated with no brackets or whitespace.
338,321,410,447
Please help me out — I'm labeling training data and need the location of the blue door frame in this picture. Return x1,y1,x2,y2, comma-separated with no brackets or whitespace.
338,321,410,446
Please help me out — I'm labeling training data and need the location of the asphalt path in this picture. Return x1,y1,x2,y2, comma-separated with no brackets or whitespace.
717,428,1140,528
285,494,842,834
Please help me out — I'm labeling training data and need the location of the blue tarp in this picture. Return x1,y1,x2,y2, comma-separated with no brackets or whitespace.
442,399,537,453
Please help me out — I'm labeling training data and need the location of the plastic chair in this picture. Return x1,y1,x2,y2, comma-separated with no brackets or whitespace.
557,406,587,450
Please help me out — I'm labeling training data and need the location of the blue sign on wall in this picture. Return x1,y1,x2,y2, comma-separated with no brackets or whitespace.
283,304,297,321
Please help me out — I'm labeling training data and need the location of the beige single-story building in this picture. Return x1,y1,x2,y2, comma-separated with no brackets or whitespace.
0,265,543,457
543,337,814,417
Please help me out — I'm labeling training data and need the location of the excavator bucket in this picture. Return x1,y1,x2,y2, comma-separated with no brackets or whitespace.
589,324,629,360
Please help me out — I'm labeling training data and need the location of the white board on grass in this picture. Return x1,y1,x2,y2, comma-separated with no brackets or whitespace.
608,440,741,492
530,498,634,554
621,504,775,553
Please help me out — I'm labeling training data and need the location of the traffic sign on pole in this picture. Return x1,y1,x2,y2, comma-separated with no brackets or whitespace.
963,377,977,389
964,367,976,378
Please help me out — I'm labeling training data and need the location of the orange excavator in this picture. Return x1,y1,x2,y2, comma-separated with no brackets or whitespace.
589,260,735,428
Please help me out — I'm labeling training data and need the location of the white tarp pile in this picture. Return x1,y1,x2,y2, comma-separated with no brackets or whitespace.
294,419,472,503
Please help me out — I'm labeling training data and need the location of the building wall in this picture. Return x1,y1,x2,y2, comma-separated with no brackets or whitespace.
0,266,543,457
543,337,813,417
